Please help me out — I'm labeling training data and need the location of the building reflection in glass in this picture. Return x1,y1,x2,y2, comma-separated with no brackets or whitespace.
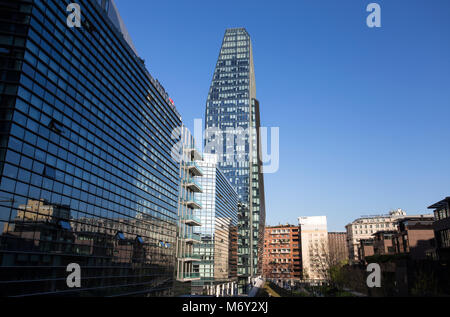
0,0,181,296
0,199,177,296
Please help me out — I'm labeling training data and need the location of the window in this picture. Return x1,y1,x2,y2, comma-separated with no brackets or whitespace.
59,221,71,231
48,119,64,135
43,165,56,179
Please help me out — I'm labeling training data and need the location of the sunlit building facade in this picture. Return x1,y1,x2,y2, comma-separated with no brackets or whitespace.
262,225,301,283
191,153,238,295
346,209,407,262
205,28,265,292
0,0,182,296
298,216,328,282
174,126,203,295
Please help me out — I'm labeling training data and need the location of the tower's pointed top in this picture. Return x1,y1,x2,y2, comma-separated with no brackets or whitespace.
225,27,250,35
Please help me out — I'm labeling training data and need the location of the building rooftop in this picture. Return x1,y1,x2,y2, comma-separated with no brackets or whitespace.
428,197,450,210
266,224,298,229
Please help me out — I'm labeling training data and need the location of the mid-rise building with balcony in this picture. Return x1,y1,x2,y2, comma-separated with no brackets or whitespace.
191,153,238,296
175,127,203,292
262,225,301,283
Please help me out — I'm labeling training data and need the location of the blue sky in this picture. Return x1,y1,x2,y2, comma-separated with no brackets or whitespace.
115,0,450,231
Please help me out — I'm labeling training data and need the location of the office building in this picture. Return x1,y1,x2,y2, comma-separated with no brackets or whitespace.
262,225,301,283
298,216,328,281
327,232,348,265
191,153,238,296
346,209,407,262
0,0,182,296
428,197,450,261
204,28,265,291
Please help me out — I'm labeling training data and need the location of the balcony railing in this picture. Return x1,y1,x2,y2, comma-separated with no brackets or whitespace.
186,161,203,176
183,272,200,279
184,233,201,243
180,214,202,226
177,272,201,282
181,196,202,209
181,253,202,261
182,177,203,193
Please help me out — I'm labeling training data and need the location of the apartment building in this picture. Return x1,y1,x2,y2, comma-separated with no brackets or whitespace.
298,216,328,281
175,127,204,295
191,153,239,296
262,225,301,283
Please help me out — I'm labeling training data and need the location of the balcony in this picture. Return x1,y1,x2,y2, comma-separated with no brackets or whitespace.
182,196,202,209
184,233,201,244
185,147,203,162
180,253,202,262
181,214,202,226
178,272,201,282
186,161,203,176
182,177,203,193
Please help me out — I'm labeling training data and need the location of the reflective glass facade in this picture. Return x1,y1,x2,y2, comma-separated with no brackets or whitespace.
192,153,238,294
0,0,181,296
205,28,265,285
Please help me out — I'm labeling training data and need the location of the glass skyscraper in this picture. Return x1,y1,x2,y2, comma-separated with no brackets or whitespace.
205,28,266,291
0,0,182,296
191,153,238,295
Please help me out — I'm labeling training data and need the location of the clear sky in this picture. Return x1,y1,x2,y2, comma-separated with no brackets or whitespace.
115,0,450,231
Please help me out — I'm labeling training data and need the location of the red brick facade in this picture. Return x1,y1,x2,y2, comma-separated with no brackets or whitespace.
262,225,301,280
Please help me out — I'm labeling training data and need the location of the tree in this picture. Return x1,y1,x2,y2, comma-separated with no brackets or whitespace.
308,239,332,282
411,269,439,296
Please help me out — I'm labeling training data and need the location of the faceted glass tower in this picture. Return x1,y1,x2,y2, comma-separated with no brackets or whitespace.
205,28,266,290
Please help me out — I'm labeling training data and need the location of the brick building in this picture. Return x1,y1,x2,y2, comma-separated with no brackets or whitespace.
393,216,435,260
428,197,450,261
328,232,348,265
359,239,375,261
372,231,396,256
262,225,301,283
